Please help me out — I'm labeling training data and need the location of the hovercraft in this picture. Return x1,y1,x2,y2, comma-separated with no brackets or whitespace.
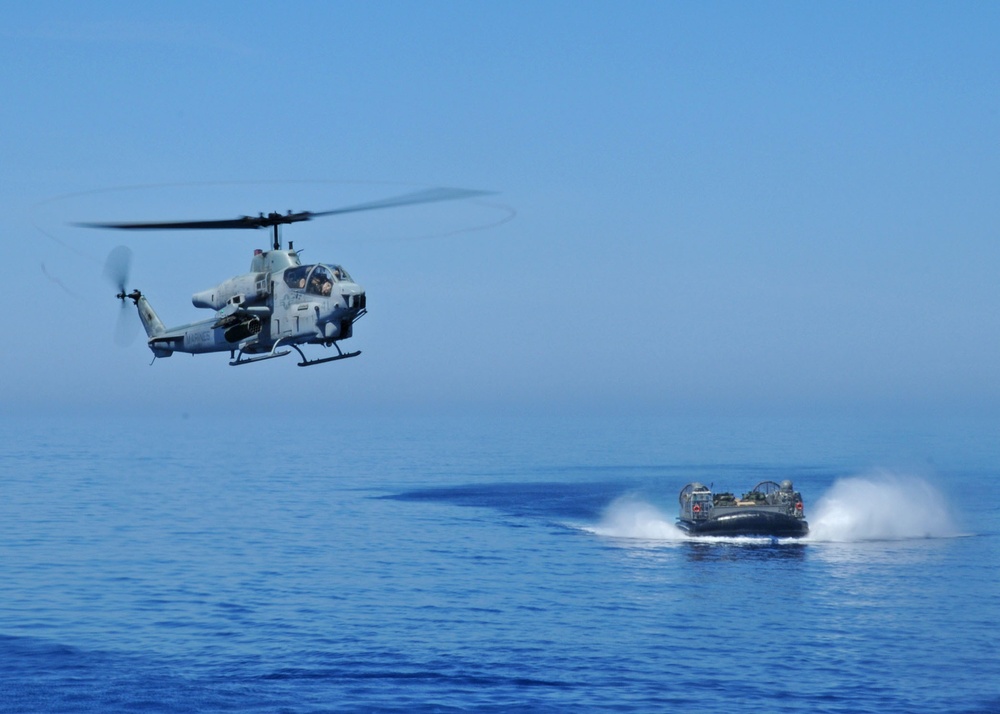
677,480,808,537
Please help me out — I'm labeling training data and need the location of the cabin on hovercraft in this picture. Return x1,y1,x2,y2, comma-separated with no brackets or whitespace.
676,480,808,538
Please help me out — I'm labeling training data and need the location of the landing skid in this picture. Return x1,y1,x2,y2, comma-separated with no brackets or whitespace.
229,339,360,367
229,347,291,366
230,337,294,366
291,343,361,367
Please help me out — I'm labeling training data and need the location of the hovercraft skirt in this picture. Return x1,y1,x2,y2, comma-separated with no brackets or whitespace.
677,510,808,538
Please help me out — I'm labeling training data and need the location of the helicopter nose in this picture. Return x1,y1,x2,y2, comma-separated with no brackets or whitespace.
338,283,365,311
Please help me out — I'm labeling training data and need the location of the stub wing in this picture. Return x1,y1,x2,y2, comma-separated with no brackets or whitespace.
211,302,271,328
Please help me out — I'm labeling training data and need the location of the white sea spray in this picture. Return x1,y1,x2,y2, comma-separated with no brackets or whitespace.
588,495,686,540
807,471,959,542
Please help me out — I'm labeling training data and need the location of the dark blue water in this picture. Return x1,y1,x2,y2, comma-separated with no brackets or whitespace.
1,413,998,713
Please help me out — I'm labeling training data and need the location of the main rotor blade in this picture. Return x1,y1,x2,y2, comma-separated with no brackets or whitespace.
75,187,492,233
78,212,313,231
310,187,493,219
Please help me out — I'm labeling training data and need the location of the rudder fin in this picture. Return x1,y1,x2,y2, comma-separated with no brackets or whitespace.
125,290,165,338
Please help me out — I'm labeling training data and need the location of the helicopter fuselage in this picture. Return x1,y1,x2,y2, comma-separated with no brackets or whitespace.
130,249,366,366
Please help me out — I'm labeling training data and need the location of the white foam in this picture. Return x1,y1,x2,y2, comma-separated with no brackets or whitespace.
585,495,686,540
806,471,959,542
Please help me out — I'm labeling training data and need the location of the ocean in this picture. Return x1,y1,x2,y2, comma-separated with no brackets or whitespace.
1,412,997,713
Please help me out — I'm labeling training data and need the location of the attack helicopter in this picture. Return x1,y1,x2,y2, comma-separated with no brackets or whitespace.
85,187,488,366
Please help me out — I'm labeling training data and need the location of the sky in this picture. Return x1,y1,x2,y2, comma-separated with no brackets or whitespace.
2,1,999,420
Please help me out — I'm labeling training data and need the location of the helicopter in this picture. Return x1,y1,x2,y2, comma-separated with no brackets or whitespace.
85,187,488,367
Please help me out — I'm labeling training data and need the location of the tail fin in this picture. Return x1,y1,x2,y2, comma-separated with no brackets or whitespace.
127,291,165,338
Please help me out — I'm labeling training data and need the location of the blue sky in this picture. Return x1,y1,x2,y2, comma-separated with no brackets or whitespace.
2,2,999,418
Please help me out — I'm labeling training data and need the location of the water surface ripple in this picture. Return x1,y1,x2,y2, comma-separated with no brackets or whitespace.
1,415,998,712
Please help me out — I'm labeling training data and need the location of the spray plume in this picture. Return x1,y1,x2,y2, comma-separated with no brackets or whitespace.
588,495,686,540
807,472,958,542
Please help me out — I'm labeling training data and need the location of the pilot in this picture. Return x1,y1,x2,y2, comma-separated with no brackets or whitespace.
321,280,333,296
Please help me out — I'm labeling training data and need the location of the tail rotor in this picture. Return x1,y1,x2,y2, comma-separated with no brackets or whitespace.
103,245,139,346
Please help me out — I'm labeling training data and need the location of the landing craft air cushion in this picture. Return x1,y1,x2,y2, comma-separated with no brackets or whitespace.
676,480,809,537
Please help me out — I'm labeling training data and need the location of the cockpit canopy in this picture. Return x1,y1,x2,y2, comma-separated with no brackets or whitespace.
283,264,353,296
